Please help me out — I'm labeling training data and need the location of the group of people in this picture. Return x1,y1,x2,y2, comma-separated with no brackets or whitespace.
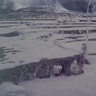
52,43,89,76
53,58,84,76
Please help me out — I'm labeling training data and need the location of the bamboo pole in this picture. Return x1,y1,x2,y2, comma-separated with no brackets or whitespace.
86,0,92,46
83,0,92,56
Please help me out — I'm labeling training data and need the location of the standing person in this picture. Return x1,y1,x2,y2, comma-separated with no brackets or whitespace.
82,43,87,56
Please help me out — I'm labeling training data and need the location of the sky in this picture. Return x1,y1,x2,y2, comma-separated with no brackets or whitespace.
4,0,36,9
1,0,96,10
4,0,52,9
0,0,54,10
1,0,57,10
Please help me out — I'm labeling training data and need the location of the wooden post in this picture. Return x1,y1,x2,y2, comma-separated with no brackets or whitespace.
86,0,92,52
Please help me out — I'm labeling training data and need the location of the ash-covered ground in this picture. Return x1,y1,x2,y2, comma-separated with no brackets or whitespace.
0,20,96,96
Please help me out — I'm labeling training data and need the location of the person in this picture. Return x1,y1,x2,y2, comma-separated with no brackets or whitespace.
81,43,90,64
53,65,62,76
82,43,87,56
70,60,84,75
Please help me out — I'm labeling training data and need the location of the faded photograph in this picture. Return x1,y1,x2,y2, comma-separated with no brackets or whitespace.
0,0,96,96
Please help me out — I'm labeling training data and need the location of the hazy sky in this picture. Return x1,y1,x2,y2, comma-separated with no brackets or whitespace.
8,0,35,9
2,0,40,9
5,0,53,9
2,0,96,10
